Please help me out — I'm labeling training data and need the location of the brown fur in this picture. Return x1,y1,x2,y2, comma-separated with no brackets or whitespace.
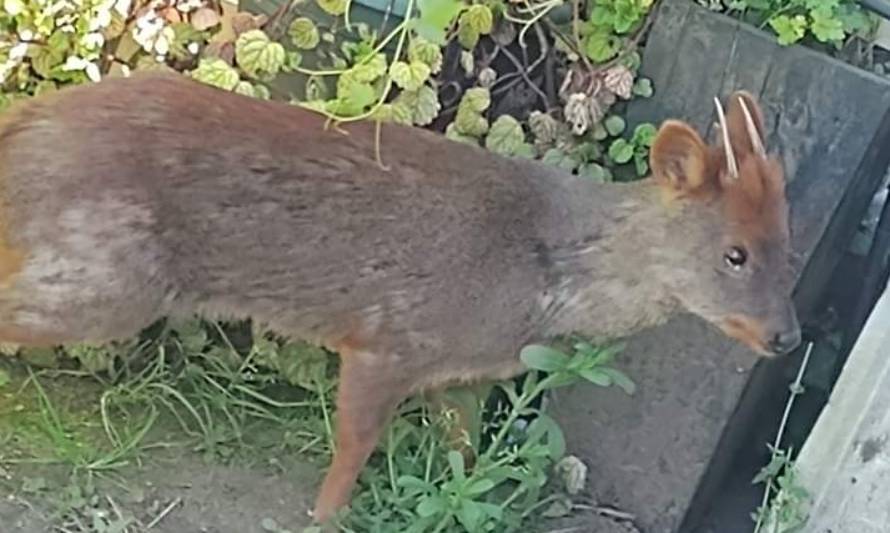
0,73,800,523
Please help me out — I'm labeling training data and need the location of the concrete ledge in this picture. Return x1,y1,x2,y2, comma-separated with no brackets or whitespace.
793,283,890,531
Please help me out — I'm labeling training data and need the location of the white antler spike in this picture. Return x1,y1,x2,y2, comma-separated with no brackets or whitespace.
714,96,739,179
737,96,766,158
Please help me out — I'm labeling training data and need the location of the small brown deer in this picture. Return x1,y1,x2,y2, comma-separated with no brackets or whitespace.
0,72,799,523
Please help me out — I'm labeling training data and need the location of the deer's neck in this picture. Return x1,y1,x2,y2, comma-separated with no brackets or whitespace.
535,174,679,341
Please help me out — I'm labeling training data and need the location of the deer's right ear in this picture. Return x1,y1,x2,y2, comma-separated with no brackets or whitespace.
650,120,710,197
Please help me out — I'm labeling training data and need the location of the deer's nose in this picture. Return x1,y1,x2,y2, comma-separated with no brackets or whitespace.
768,329,801,355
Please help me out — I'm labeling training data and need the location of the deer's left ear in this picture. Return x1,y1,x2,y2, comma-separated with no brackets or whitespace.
650,120,711,197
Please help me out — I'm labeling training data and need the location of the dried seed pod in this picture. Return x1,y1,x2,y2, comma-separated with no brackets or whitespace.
564,92,590,136
528,110,559,145
478,67,497,88
587,96,604,127
604,65,634,100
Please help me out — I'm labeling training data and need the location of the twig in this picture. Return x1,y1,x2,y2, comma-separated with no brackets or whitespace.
596,505,637,521
145,497,182,529
572,0,591,70
495,46,549,106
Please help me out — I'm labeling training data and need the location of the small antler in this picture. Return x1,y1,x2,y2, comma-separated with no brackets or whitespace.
737,96,766,159
714,96,739,179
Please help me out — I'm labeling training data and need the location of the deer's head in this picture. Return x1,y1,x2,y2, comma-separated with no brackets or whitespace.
648,91,800,356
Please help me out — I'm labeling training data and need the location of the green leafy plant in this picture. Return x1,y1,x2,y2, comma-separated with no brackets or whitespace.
752,342,814,533
326,337,635,532
582,0,653,62
700,0,877,49
608,122,656,176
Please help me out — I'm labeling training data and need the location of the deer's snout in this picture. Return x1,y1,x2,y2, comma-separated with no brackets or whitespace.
767,327,801,355
721,304,800,356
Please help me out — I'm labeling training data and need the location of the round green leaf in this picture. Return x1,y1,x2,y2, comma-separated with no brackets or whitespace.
389,60,431,91
457,22,480,49
234,80,256,97
485,115,525,156
446,123,481,145
288,17,319,50
520,345,571,372
349,54,387,83
408,37,443,74
316,0,347,15
0,368,9,388
235,29,285,78
608,138,634,164
632,123,657,147
373,103,413,125
584,30,618,62
461,4,493,35
459,87,490,113
542,148,578,171
191,58,240,90
578,162,611,182
604,115,626,136
394,85,441,126
454,108,489,137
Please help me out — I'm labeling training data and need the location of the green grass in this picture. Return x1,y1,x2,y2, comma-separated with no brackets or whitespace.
0,318,635,533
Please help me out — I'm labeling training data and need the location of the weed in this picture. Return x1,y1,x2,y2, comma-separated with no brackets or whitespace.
751,341,814,533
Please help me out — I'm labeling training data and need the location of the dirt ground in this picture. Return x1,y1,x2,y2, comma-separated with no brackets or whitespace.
0,451,320,533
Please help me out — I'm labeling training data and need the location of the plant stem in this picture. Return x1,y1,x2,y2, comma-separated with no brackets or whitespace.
753,341,814,533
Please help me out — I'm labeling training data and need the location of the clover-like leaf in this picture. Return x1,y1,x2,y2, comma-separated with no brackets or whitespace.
768,14,807,45
608,138,634,164
810,7,845,43
289,17,319,50
604,115,625,136
632,77,654,98
235,29,285,78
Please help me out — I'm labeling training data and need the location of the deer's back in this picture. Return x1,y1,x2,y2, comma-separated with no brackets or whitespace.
0,74,559,376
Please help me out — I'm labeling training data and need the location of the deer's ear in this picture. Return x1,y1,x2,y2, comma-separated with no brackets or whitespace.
650,120,710,196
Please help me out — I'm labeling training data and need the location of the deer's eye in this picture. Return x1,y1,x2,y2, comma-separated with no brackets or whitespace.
724,246,748,270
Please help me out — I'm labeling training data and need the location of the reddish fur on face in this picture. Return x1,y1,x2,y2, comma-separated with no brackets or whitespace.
720,314,770,355
650,91,789,246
